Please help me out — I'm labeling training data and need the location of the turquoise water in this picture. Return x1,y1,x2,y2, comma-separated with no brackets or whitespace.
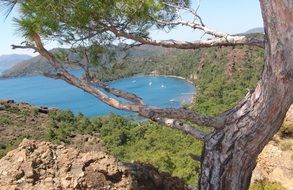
0,73,196,116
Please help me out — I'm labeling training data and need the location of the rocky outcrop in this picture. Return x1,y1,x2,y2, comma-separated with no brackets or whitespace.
251,105,293,190
0,139,191,190
251,142,293,189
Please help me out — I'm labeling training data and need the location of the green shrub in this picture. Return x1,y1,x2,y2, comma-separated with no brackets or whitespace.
98,115,202,187
0,134,30,158
250,179,284,190
278,122,293,139
46,110,99,143
0,117,11,125
279,140,293,151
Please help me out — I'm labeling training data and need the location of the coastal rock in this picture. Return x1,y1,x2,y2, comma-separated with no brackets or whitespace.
0,139,191,190
251,104,293,190
251,142,293,189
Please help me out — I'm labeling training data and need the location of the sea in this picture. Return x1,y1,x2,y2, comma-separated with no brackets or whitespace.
0,71,196,117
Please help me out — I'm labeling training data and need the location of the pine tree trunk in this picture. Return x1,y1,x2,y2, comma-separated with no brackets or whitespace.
198,0,293,189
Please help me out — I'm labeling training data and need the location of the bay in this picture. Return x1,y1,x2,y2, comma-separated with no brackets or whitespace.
0,73,196,117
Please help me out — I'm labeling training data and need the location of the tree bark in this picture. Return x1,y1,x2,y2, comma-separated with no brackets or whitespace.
198,0,293,189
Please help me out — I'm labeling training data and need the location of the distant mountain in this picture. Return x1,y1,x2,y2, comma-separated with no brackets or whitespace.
1,54,53,78
1,40,264,80
1,48,82,78
0,54,32,72
244,27,264,34
1,45,168,78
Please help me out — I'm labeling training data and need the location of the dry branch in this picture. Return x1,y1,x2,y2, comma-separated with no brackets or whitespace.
104,24,264,49
139,107,225,129
153,117,207,140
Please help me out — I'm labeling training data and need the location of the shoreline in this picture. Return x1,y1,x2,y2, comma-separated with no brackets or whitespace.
129,73,195,85
151,74,194,85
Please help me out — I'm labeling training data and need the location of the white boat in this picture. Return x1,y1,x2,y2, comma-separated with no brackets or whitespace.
149,82,152,86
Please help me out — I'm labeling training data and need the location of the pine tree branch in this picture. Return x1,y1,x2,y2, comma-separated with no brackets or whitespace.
27,32,225,140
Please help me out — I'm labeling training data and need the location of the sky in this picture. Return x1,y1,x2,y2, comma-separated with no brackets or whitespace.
0,0,263,56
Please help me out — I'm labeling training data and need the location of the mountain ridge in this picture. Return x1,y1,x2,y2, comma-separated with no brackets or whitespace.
0,54,32,73
0,45,169,78
244,27,264,34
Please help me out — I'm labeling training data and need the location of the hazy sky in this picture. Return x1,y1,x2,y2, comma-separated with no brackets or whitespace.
0,0,263,56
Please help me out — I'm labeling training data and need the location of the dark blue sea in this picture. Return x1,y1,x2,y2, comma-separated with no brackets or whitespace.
0,72,196,117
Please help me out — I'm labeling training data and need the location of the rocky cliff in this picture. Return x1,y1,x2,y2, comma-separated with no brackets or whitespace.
252,105,293,190
0,139,191,190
